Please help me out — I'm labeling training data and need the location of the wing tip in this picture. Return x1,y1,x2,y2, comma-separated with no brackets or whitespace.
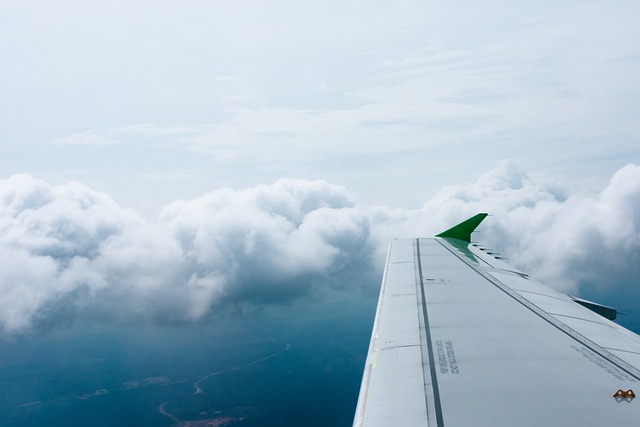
435,212,488,243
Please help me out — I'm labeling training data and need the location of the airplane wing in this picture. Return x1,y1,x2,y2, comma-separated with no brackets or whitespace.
353,213,640,426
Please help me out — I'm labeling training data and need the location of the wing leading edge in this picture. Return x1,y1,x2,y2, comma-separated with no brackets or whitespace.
354,214,640,426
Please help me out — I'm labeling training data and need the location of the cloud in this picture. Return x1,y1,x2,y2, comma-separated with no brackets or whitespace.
0,175,375,334
1,163,640,335
418,162,640,325
158,179,372,305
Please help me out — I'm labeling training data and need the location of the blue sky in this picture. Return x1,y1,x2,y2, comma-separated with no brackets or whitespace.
1,1,640,332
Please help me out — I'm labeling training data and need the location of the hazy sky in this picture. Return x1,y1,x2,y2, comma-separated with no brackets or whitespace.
2,1,640,213
2,1,640,335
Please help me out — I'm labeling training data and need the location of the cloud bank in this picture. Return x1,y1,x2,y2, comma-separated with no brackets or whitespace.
2,162,640,334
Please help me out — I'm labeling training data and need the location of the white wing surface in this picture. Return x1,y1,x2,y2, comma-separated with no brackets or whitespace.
353,214,640,426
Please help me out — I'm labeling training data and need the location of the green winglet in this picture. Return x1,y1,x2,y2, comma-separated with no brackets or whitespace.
436,213,488,243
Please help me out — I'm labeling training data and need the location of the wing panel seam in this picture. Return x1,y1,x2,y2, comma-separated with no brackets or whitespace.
415,239,445,427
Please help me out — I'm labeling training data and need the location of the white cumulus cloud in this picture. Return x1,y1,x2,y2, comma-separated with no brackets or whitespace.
1,163,640,335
